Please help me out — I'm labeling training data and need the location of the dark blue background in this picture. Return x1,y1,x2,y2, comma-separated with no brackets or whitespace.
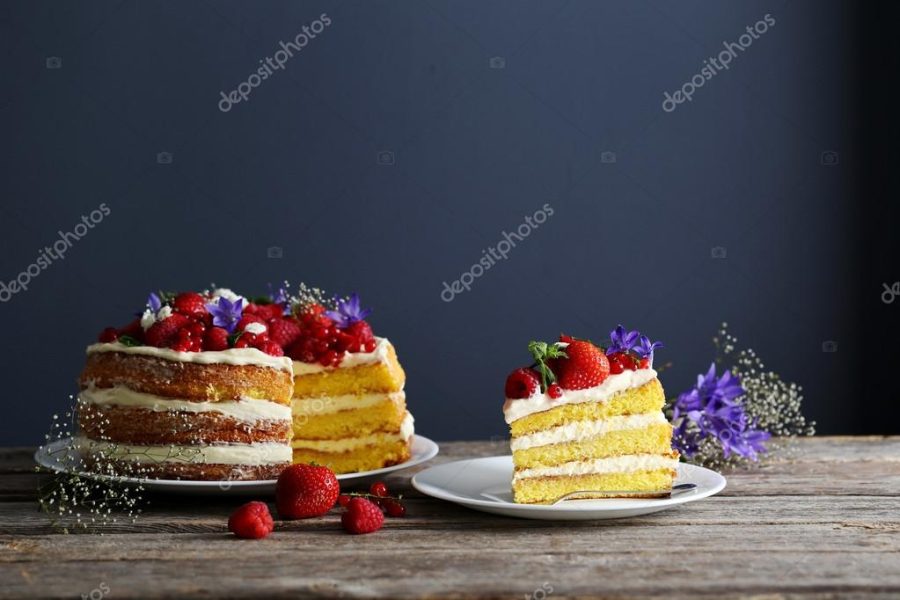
3,1,894,445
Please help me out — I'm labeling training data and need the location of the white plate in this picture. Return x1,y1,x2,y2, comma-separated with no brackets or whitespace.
35,435,439,495
412,456,725,520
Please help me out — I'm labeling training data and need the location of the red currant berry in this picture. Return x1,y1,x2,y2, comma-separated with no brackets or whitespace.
337,494,351,507
547,383,563,399
382,498,406,517
369,482,389,497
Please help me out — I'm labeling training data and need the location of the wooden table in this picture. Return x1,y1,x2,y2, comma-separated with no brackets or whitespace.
1,437,898,599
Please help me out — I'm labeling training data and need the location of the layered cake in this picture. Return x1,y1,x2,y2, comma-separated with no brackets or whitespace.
503,327,677,504
265,289,413,474
77,289,294,480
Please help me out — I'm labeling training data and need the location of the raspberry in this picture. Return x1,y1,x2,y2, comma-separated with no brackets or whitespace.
204,327,229,351
256,340,284,357
172,292,208,319
341,497,384,534
237,314,266,332
505,368,539,399
381,498,406,517
228,501,274,539
369,481,388,497
268,318,303,348
276,464,340,519
547,383,563,399
98,327,119,343
345,321,375,352
255,303,285,321
144,314,190,348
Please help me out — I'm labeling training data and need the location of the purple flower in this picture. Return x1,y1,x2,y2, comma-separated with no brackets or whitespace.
606,325,640,355
672,362,770,460
147,292,162,312
325,293,372,328
267,282,291,316
633,335,663,359
206,296,244,333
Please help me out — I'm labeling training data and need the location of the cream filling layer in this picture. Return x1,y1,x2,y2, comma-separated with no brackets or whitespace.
291,412,414,452
75,436,292,465
79,386,291,423
503,368,658,424
510,412,667,452
513,454,679,482
291,391,405,417
87,342,293,373
292,337,390,375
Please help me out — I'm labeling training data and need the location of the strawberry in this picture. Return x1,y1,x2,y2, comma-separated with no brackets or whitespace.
228,501,274,539
341,497,384,534
144,314,190,348
608,351,639,374
276,464,340,519
504,368,539,399
556,338,610,390
204,327,229,351
117,318,143,340
97,327,119,343
172,292,208,319
268,318,302,348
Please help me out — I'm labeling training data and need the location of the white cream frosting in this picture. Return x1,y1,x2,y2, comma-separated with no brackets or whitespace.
291,337,390,375
87,342,293,372
510,412,667,452
291,391,404,417
513,453,679,482
503,368,658,424
79,386,291,423
291,412,414,452
75,436,291,465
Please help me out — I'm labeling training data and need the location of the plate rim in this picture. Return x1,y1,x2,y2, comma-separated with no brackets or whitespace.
411,455,726,512
35,434,440,488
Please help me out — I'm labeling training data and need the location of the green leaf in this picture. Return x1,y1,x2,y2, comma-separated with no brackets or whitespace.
117,335,141,347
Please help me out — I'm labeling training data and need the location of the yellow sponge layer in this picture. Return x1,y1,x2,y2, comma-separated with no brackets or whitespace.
293,396,406,440
513,423,674,469
509,379,665,437
512,469,677,504
293,342,405,398
292,439,411,474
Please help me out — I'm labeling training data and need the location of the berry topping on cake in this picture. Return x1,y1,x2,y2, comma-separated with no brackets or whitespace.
341,497,384,534
203,326,229,351
97,327,119,343
172,292,208,319
267,318,303,348
527,341,568,393
228,501,274,539
144,313,190,348
556,337,610,390
505,368,540,399
275,464,340,519
547,383,563,399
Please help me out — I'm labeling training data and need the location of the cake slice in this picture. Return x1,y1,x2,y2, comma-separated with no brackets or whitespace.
77,289,294,480
269,290,413,474
503,328,677,504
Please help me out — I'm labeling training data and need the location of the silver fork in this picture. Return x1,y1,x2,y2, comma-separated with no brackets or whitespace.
550,482,697,505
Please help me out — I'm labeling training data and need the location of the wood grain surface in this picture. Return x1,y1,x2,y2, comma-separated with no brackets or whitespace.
0,437,898,599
